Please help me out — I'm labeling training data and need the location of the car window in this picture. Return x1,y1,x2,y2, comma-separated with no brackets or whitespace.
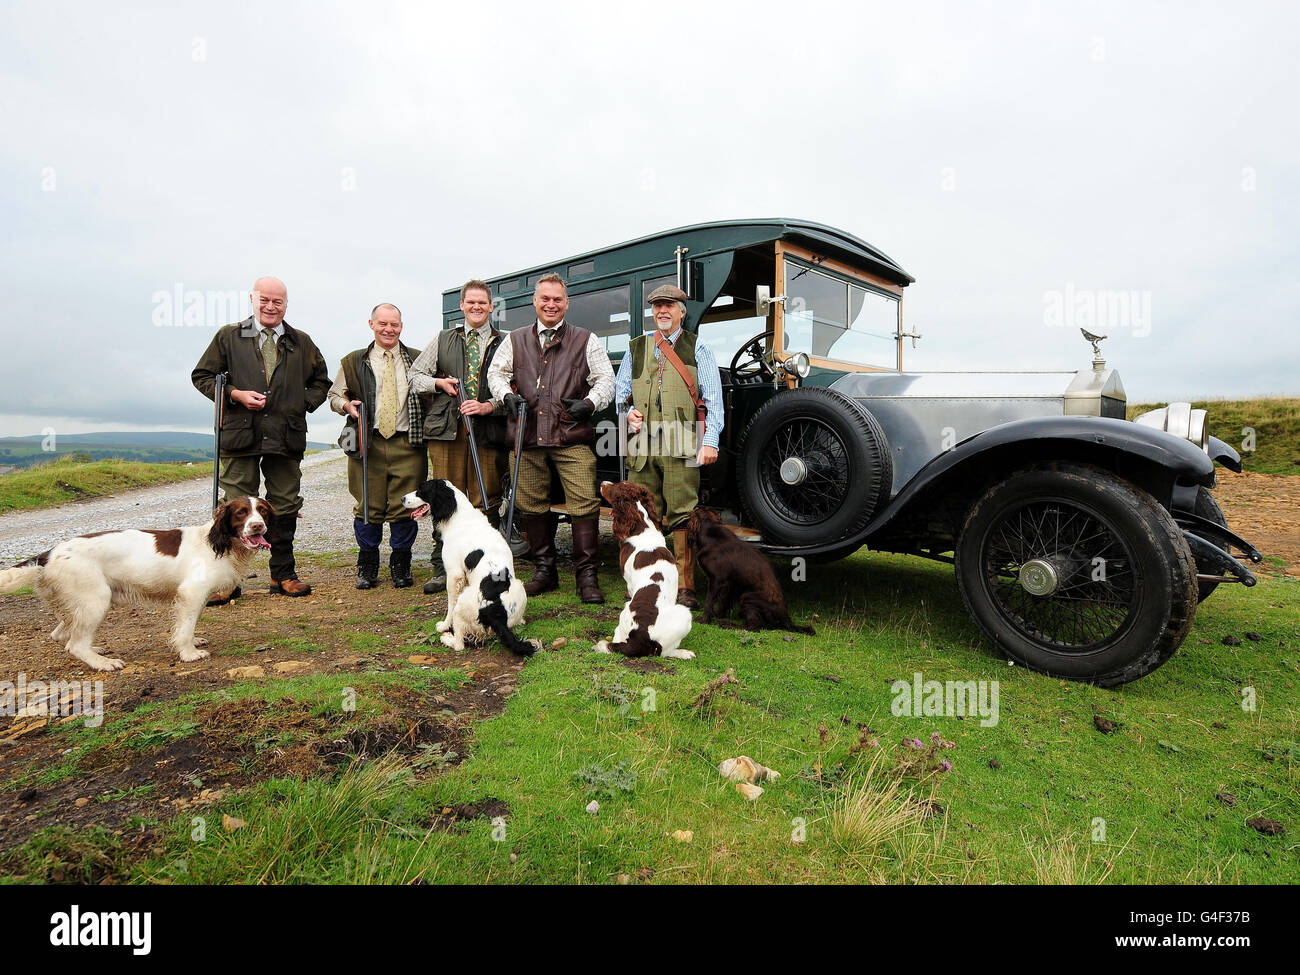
784,259,897,368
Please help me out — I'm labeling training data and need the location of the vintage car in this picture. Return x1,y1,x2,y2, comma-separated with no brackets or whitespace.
444,219,1261,686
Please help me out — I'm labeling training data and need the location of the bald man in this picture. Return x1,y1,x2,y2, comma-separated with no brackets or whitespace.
192,277,332,599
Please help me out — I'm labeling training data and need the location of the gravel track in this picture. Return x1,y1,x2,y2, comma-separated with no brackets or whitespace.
0,451,439,563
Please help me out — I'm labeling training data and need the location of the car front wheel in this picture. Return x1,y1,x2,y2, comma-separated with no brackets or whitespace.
954,464,1198,687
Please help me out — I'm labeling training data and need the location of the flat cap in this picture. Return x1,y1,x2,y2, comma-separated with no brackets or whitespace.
646,284,688,305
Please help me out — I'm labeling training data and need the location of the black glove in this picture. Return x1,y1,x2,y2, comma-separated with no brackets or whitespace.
561,397,594,420
503,392,527,414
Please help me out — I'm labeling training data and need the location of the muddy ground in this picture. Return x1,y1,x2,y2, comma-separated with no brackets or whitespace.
0,561,530,869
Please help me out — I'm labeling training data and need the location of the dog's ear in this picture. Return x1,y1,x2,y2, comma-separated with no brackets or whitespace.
208,501,235,557
635,486,666,533
429,479,459,523
611,493,641,542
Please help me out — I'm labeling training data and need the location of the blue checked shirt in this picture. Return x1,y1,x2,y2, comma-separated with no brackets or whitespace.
614,327,724,450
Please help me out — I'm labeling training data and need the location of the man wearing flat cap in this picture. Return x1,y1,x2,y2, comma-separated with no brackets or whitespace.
614,284,723,608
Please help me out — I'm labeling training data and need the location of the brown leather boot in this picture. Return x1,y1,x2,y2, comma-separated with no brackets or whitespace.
205,586,242,607
571,517,605,604
521,514,558,597
673,528,698,608
268,513,311,596
270,578,313,597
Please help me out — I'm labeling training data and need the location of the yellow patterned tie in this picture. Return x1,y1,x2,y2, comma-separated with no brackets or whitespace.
260,329,277,384
378,349,398,439
464,330,481,399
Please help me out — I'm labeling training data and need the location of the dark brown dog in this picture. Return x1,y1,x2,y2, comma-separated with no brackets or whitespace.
687,507,815,635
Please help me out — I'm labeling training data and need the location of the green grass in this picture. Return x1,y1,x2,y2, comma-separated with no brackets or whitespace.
93,550,1300,885
0,457,210,512
1129,397,1300,475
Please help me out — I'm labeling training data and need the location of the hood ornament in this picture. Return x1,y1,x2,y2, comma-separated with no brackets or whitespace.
1080,328,1107,371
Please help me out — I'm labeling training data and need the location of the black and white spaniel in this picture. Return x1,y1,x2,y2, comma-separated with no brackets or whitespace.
403,479,538,656
0,497,273,671
593,481,694,659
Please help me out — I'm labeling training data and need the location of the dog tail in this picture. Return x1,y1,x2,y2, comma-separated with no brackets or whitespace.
478,601,537,657
0,563,42,594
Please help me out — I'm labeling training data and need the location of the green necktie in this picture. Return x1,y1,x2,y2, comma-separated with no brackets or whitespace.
260,329,277,383
541,328,558,350
464,330,481,399
378,349,398,439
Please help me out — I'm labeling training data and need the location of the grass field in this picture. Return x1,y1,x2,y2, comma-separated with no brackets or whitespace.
0,458,209,513
1128,397,1300,476
3,550,1295,885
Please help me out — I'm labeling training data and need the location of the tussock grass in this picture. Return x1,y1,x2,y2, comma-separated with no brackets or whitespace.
0,457,209,512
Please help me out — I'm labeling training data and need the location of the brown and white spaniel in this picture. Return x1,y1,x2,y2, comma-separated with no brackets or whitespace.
593,481,694,659
0,497,273,671
688,507,815,635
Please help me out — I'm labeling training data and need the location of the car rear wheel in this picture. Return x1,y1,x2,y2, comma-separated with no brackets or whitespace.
954,464,1198,687
738,387,892,546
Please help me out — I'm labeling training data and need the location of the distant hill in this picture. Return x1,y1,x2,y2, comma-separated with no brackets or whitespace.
0,431,335,469
1127,398,1299,475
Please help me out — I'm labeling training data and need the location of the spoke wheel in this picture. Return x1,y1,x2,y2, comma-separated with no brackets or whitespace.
738,387,892,545
955,464,1198,686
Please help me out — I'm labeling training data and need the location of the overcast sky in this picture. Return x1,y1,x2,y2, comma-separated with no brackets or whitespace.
1,0,1295,444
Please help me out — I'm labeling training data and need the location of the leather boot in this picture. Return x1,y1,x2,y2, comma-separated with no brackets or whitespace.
355,550,380,590
205,586,242,607
571,517,605,604
269,513,312,596
521,514,558,597
673,528,698,609
390,549,414,589
423,538,445,594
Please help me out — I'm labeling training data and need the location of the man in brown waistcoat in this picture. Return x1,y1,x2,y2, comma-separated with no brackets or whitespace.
409,280,509,594
327,302,427,589
192,276,331,599
487,273,615,604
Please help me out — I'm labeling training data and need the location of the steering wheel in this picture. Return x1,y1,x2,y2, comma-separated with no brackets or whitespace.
730,329,779,383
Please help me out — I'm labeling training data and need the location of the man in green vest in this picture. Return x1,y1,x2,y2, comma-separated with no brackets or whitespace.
614,284,724,607
192,276,331,600
328,302,427,589
409,280,509,594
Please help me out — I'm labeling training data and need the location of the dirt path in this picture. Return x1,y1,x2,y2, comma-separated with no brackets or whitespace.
1212,470,1300,578
0,450,437,563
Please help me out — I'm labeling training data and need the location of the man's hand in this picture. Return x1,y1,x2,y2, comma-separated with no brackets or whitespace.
503,392,527,413
459,399,494,417
561,397,594,421
231,388,266,411
434,377,459,396
696,445,718,466
345,399,362,420
626,407,644,433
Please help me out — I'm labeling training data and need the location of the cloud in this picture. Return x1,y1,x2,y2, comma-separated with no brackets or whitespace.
0,0,1295,443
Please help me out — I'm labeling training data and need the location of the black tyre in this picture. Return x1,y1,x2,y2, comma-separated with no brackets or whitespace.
1192,486,1228,603
954,464,1198,687
738,387,892,546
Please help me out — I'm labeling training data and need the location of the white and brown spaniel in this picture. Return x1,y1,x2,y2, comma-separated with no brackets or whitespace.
0,497,273,671
594,481,694,660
